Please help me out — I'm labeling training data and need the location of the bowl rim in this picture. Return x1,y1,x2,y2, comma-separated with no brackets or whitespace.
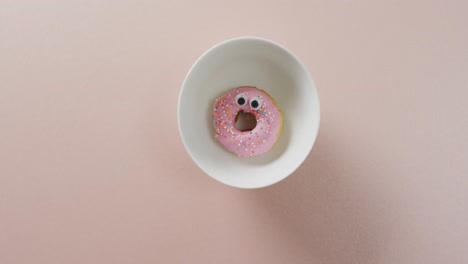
177,36,320,189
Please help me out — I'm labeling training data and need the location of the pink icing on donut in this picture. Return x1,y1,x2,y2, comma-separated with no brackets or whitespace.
213,86,283,157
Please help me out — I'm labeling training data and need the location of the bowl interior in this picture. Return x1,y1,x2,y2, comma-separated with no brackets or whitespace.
178,37,319,188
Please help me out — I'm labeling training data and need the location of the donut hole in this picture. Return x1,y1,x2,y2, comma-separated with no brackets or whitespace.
235,111,257,132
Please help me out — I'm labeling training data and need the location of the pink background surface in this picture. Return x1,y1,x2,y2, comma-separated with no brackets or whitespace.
1,0,467,263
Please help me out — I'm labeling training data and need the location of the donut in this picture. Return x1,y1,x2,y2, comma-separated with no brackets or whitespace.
212,86,283,157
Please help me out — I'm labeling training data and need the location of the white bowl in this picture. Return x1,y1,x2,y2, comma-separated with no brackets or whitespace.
178,37,320,189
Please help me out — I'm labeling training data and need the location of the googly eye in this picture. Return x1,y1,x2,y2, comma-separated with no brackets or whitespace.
235,93,247,106
250,96,262,110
